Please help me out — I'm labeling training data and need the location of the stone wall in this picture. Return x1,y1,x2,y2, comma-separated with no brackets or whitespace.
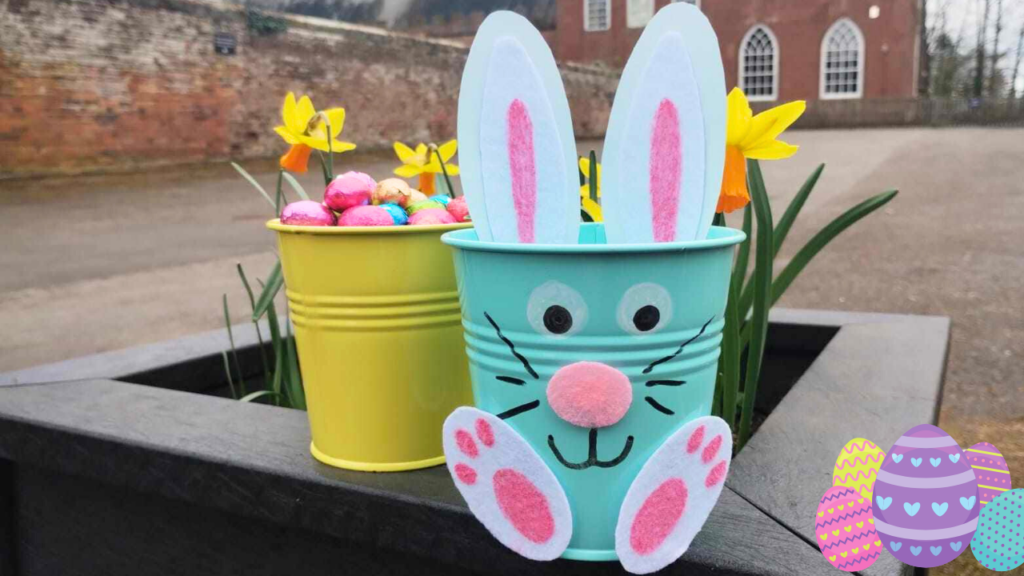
0,0,617,176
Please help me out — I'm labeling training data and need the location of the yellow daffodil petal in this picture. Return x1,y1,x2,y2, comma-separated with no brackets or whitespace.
300,135,355,153
444,164,460,176
739,100,806,150
744,140,799,160
394,164,422,178
282,92,303,135
414,143,428,158
295,96,316,127
579,156,591,175
274,126,301,144
323,108,346,138
394,142,418,164
582,197,604,222
726,88,753,146
438,139,458,162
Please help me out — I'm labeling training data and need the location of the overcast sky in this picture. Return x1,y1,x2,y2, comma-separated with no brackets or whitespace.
934,0,1024,91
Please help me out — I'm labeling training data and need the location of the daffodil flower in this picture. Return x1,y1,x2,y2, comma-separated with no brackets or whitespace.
719,88,805,213
393,140,459,195
275,92,356,174
578,156,603,222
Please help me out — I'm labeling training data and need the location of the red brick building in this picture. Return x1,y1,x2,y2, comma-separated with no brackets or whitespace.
553,0,922,102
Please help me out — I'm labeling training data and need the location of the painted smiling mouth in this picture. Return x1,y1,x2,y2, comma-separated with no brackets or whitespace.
548,429,634,470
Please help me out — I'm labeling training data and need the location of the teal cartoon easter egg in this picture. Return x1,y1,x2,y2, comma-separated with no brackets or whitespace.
970,489,1024,571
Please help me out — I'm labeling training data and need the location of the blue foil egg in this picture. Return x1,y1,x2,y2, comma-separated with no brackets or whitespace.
429,194,452,206
380,203,408,225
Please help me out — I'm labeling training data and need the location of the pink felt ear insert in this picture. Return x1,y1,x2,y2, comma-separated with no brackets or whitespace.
442,406,573,561
649,99,682,242
616,416,731,574
546,361,633,429
506,98,537,243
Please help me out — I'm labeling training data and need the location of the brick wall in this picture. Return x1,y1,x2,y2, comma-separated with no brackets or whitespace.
555,0,920,102
0,0,617,176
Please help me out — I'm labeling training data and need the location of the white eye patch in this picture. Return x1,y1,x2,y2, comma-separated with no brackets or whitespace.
617,283,673,335
526,281,588,338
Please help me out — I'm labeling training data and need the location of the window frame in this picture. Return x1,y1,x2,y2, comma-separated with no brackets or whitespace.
672,0,701,8
819,17,866,100
738,24,780,103
583,0,612,32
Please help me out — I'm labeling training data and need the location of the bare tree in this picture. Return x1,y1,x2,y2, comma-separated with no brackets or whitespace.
1011,24,1024,98
989,0,1004,95
974,0,991,97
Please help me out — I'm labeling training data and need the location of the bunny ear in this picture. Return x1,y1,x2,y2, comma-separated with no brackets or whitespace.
458,11,580,244
601,3,726,244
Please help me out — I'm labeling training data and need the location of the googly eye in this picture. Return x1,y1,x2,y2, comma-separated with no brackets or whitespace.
527,281,588,337
617,283,673,335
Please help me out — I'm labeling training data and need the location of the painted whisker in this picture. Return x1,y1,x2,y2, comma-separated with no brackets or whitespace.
646,380,685,387
496,376,526,386
642,315,714,375
497,400,540,420
644,396,675,415
484,311,539,379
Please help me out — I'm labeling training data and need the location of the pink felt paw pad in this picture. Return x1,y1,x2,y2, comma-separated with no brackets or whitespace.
546,361,633,428
442,407,572,561
617,416,732,574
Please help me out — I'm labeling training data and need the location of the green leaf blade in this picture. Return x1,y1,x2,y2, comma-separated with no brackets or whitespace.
231,162,277,210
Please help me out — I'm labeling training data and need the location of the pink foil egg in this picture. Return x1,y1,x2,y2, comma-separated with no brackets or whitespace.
408,208,456,226
324,171,375,211
337,205,394,227
280,200,337,226
447,196,471,222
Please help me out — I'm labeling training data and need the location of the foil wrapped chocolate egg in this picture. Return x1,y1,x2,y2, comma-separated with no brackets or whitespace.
873,424,978,568
324,171,375,211
406,200,445,215
280,200,336,226
337,205,394,227
373,178,413,206
428,194,452,206
406,189,429,206
446,196,471,222
380,203,408,225
408,208,456,226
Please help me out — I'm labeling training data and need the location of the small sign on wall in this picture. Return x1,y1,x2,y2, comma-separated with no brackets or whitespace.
214,32,237,55
626,0,654,28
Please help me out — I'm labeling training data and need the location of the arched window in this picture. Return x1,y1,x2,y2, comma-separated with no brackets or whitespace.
739,25,778,101
820,18,865,99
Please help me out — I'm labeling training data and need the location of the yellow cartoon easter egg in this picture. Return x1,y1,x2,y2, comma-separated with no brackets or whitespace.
833,438,885,500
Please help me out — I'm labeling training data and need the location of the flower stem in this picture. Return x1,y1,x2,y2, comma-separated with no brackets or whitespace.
588,150,598,203
275,170,284,216
432,144,456,198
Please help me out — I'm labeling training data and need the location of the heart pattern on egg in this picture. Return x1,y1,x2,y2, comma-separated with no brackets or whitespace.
876,496,892,510
910,546,922,556
932,502,948,517
930,545,942,556
930,457,942,467
892,454,903,463
904,502,921,516
949,453,960,463
911,457,922,467
960,496,975,510
891,542,903,552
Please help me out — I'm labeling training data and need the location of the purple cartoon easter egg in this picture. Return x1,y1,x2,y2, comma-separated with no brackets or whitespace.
873,424,978,568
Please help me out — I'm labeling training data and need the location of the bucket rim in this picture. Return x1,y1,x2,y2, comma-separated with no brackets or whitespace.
441,223,746,254
267,219,472,235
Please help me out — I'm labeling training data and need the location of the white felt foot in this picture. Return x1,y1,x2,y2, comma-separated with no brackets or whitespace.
615,416,732,574
443,407,572,561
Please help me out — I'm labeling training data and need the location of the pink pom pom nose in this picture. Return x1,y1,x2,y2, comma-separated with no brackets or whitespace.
546,362,632,428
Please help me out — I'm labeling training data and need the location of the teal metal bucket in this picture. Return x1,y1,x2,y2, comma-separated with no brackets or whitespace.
442,223,745,560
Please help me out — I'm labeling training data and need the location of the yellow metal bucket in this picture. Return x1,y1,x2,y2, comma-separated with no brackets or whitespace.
267,219,474,472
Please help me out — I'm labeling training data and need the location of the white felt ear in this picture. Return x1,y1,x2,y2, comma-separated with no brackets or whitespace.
443,407,573,561
457,11,580,244
601,3,726,244
615,416,731,574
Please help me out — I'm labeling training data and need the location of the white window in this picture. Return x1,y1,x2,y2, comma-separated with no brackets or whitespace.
739,25,778,101
820,18,865,99
584,0,611,32
626,0,654,29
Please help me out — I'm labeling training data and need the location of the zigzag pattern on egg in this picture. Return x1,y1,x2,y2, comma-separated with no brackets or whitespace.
833,438,885,501
815,486,881,572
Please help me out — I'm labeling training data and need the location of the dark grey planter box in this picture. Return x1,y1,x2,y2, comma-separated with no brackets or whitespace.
0,309,949,576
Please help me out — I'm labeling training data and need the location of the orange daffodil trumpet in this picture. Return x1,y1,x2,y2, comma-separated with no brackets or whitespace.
718,88,806,213
578,156,603,222
393,140,459,195
275,92,355,174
